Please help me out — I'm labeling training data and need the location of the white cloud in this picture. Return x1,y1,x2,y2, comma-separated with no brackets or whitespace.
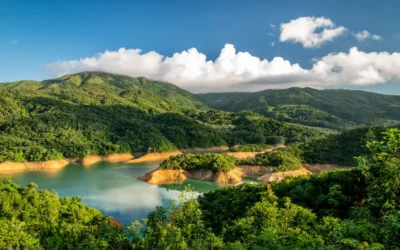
47,44,400,92
280,17,347,48
270,42,275,47
270,23,276,28
354,30,382,41
371,34,382,40
279,16,382,47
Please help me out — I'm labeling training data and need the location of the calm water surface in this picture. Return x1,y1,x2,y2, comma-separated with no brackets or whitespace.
3,161,221,225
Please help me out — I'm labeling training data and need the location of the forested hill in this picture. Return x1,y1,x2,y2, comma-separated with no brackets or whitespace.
2,72,208,113
0,72,327,162
198,87,400,130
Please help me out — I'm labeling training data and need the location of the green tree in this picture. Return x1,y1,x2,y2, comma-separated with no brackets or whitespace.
357,128,400,211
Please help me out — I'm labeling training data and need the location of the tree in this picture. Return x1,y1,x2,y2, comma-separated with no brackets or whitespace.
357,128,400,211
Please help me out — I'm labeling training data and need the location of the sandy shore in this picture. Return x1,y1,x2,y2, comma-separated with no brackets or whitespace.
103,153,135,163
0,159,70,172
126,151,182,163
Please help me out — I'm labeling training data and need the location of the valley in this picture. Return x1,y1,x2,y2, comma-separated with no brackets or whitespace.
0,72,399,249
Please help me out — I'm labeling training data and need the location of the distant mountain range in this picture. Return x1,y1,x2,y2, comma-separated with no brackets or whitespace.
198,88,400,130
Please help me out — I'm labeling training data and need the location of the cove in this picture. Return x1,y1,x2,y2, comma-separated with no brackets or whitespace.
2,161,221,225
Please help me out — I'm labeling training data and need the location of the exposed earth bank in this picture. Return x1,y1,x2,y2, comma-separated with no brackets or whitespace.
138,168,243,185
139,166,314,185
0,159,70,172
139,162,352,185
126,151,182,163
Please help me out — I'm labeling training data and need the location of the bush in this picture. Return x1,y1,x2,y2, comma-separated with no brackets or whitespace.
230,144,271,152
238,147,302,172
159,153,237,172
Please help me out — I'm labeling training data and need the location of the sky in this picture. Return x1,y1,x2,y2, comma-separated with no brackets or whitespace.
1,0,400,94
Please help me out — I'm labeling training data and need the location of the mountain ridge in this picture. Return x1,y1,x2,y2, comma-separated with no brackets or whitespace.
198,87,400,130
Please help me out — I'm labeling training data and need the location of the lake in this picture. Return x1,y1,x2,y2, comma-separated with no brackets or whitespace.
1,161,222,225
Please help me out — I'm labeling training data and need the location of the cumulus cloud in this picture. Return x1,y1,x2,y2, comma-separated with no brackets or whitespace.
47,44,400,92
279,17,347,48
354,30,382,41
279,16,382,47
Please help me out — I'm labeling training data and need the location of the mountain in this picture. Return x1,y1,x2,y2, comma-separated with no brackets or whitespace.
2,72,208,113
198,87,400,130
0,72,326,162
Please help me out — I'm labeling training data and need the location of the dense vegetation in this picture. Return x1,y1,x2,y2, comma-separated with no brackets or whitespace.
0,178,128,249
159,153,237,172
1,129,399,249
301,126,388,166
238,147,302,172
0,73,327,163
198,88,400,130
229,144,271,152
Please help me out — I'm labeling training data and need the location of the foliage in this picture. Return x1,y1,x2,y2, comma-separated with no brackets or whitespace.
198,169,365,234
229,144,271,152
159,153,237,172
357,128,400,211
0,177,129,249
301,126,387,166
238,147,302,171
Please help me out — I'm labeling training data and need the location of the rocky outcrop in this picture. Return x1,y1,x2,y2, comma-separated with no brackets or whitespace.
138,168,243,185
256,167,311,182
138,169,188,184
78,155,103,167
237,165,273,179
103,153,134,163
0,159,70,172
126,151,182,164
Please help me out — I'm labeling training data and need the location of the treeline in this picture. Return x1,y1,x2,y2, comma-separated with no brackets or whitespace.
159,153,237,172
229,144,271,152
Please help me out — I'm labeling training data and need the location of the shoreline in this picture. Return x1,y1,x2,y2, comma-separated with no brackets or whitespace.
138,162,353,185
0,145,286,173
138,166,313,185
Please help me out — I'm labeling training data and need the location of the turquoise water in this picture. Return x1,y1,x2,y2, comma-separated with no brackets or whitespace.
2,162,221,225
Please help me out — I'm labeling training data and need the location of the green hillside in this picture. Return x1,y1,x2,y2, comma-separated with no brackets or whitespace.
198,87,400,130
1,128,399,249
0,72,325,162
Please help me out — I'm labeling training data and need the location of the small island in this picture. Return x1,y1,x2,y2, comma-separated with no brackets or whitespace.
139,147,314,185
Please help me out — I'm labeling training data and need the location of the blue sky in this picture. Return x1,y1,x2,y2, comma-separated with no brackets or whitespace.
1,0,400,93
